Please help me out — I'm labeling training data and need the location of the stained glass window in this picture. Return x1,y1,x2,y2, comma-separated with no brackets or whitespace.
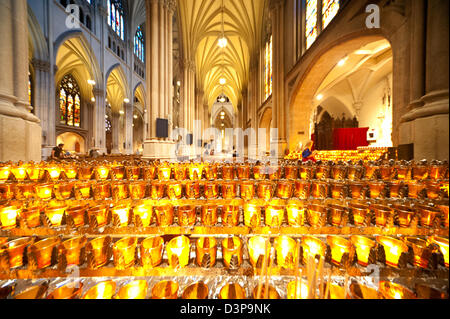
322,0,339,29
107,0,125,41
305,0,318,49
59,74,81,127
28,71,33,108
134,25,145,62
264,35,273,101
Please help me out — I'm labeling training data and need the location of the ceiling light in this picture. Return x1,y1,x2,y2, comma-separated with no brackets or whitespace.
221,111,225,115
337,57,348,67
220,115,225,120
219,78,226,85
87,79,96,85
316,94,323,101
221,123,225,127
134,115,138,119
91,97,96,102
105,115,108,118
177,81,181,86
218,37,228,48
119,110,125,115
219,97,226,103
124,98,130,103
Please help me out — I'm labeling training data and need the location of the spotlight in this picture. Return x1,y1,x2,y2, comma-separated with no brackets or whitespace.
218,37,228,48
219,78,226,85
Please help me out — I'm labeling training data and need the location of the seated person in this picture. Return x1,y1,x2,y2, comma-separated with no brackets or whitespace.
51,143,65,160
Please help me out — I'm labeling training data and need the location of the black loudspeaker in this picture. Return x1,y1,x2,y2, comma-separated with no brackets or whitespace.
398,144,414,161
156,119,169,138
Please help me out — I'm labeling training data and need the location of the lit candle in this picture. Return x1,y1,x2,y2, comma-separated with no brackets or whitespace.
327,236,353,266
248,236,269,267
376,236,409,268
11,167,28,181
35,183,54,200
47,167,61,181
44,205,66,227
379,281,417,299
166,235,190,268
274,236,296,269
117,280,148,299
112,205,130,227
243,202,261,227
0,166,11,181
83,281,116,299
286,201,306,226
113,237,138,269
301,236,326,262
265,204,284,227
0,205,20,230
430,236,449,268
287,280,310,299
95,166,110,180
133,204,152,227
351,235,376,267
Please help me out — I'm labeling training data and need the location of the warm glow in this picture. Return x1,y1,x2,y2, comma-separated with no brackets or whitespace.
218,37,228,48
219,78,226,85
337,57,348,66
316,94,323,101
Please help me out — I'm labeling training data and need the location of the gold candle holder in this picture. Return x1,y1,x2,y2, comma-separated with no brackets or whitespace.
403,237,432,269
415,284,448,299
178,205,197,226
219,283,246,299
222,181,237,199
111,165,125,180
77,166,93,180
44,205,66,227
330,181,346,199
167,182,183,200
14,182,36,200
268,166,281,180
388,180,403,198
221,204,240,226
113,237,138,269
363,164,378,180
54,182,74,200
394,206,415,228
166,235,190,268
284,165,298,180
117,280,148,299
300,166,315,180
88,205,110,228
331,165,347,180
237,165,250,179
326,236,354,266
315,165,330,180
47,283,83,299
111,204,131,227
276,180,294,199
11,166,28,181
379,165,394,181
395,165,410,180
307,204,328,227
349,203,371,227
412,165,429,181
133,204,152,227
351,235,376,267
347,165,363,181
20,206,41,228
140,236,164,268
74,181,91,200
196,237,217,267
95,166,110,180
407,181,426,199
222,236,243,269
35,183,54,200
128,181,146,200
204,182,219,199
152,280,179,299
376,236,409,268
182,282,209,299
379,281,416,299
83,281,116,299
0,166,11,181
368,181,386,199
437,205,449,229
222,165,235,180
430,236,449,268
293,180,311,199
425,181,441,200
158,166,172,180
0,205,19,230
111,181,129,201
274,236,297,269
370,204,394,228
287,280,310,299
243,202,261,227
5,237,32,268
60,236,87,266
188,165,203,180
328,204,347,227
62,165,78,180
173,166,187,181
0,182,15,200
265,202,284,227
13,284,48,299
429,165,447,181
86,236,111,269
154,204,174,226
201,204,219,226
66,205,87,228
248,236,270,268
240,180,255,200
126,166,141,180
30,237,61,269
143,165,157,180
348,282,381,299
253,165,266,180
417,205,440,228
310,181,328,198
150,181,165,199
252,284,280,299
185,181,200,199
286,200,306,226
46,167,62,181
204,164,218,180
301,236,326,262
92,182,111,200
257,181,274,200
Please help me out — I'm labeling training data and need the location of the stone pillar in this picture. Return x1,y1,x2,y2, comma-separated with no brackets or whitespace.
111,112,120,154
93,88,107,154
124,102,133,154
181,59,196,133
0,0,41,162
32,59,51,146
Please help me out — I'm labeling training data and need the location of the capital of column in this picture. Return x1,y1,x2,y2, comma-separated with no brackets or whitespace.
167,0,177,14
31,58,50,72
269,0,285,10
98,5,108,18
93,88,105,97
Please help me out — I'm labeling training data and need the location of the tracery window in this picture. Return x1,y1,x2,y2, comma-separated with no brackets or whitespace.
134,25,145,62
305,0,340,49
322,0,339,29
107,0,125,40
59,74,81,127
264,35,273,101
305,0,318,49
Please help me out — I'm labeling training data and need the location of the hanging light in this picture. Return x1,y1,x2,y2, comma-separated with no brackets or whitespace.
88,79,96,86
221,111,225,115
124,98,130,103
316,94,324,101
133,115,138,119
220,78,226,85
91,97,96,102
218,37,228,48
119,110,125,115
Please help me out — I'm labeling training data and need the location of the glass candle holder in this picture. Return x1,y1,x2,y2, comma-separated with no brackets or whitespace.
268,166,281,180
113,237,138,269
133,204,153,227
83,281,116,299
253,165,266,180
326,236,354,266
111,204,131,227
430,236,449,268
265,202,284,227
60,236,87,266
403,237,432,269
351,235,376,267
379,281,416,299
178,205,197,226
44,205,66,227
425,181,441,200
173,166,187,181
157,166,172,180
150,182,165,199
379,165,394,181
66,205,87,228
182,282,209,299
330,181,346,199
126,166,141,180
284,165,298,180
20,206,41,228
86,236,111,269
388,180,403,199
92,182,111,200
222,205,240,226
310,181,328,199
237,165,251,179
407,181,426,199
323,283,347,299
412,165,428,181
376,236,409,268
152,281,179,299
166,236,190,268
62,165,78,180
363,164,378,180
11,166,28,181
299,166,315,180
77,166,93,180
74,181,91,200
47,283,83,299
185,181,200,199
111,165,125,180
257,181,274,200
46,167,62,181
30,237,61,269
5,237,32,268
348,282,381,299
0,182,15,200
201,204,219,226
222,181,238,199
14,182,35,200
140,236,164,268
88,204,110,228
0,166,11,181
54,182,74,200
331,165,347,180
196,237,217,267
417,205,440,228
394,206,415,228
286,200,306,226
35,183,54,200
154,204,174,226
252,284,280,299
347,165,363,181
371,205,394,228
307,204,328,227
287,280,310,299
276,180,294,199
243,202,261,228
274,236,297,269
368,181,386,199
111,181,129,201
293,180,311,199
437,205,449,229
240,180,255,200
94,166,110,181
219,283,246,299
143,165,157,180
116,280,148,299
204,164,218,180
167,182,183,200
395,165,410,180
429,165,447,181
128,181,146,200
414,284,448,299
315,165,330,180
328,204,347,227
301,236,326,262
13,284,48,299
349,203,371,227
248,236,270,268
222,236,243,269
0,205,20,230
204,182,219,199
188,165,203,180
222,165,235,180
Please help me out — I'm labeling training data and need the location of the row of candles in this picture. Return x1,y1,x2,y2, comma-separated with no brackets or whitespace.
3,278,445,299
0,178,448,203
0,160,448,182
0,199,448,230
285,149,389,161
0,234,448,272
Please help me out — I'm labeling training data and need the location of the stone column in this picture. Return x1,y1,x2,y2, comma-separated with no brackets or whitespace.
111,112,121,154
248,56,259,160
181,58,196,133
168,0,175,138
93,88,107,154
124,102,133,154
32,59,51,146
0,0,41,162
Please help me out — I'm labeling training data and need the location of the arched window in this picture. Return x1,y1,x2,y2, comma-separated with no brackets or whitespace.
59,74,81,127
134,25,145,62
305,0,340,49
322,0,339,29
264,35,273,101
107,0,125,40
305,0,318,49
